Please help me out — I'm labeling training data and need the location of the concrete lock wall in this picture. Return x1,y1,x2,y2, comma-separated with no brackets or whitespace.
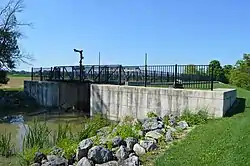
90,84,237,121
24,80,90,111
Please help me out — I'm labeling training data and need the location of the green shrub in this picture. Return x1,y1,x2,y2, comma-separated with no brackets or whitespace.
18,145,50,166
77,114,110,141
0,130,14,157
23,118,51,149
112,124,141,139
178,110,208,126
147,112,158,118
56,138,78,159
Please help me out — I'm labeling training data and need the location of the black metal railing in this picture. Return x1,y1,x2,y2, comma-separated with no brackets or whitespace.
31,64,215,90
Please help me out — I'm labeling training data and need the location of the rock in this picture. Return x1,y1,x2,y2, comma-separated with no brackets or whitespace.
152,128,165,134
120,155,140,166
88,146,113,164
45,155,68,166
139,140,157,152
41,159,47,164
34,152,47,164
76,157,94,166
125,137,138,151
142,118,163,132
177,121,189,130
95,161,119,166
97,126,111,137
68,154,76,165
145,130,163,140
50,146,64,157
133,143,146,156
168,114,176,126
166,129,173,142
30,163,40,166
112,136,123,147
115,145,129,161
77,138,93,160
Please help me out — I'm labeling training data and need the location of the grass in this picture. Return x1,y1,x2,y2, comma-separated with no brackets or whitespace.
0,76,30,90
155,83,250,166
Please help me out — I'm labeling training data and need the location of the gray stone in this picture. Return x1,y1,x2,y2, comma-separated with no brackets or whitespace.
76,138,93,160
133,143,146,156
87,146,113,164
177,121,189,130
142,118,159,131
166,129,173,142
31,163,40,166
95,161,119,166
145,130,163,140
115,145,129,161
168,114,176,126
112,136,123,147
44,155,68,166
125,137,138,151
120,155,140,166
97,126,111,137
139,140,157,152
76,157,94,166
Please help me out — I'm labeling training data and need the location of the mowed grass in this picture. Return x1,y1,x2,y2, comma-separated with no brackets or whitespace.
156,83,250,166
0,76,30,90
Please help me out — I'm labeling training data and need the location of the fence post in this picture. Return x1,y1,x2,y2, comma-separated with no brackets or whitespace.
62,67,65,80
40,67,43,81
174,64,177,85
160,71,163,82
118,65,122,85
98,52,101,83
50,67,53,80
144,53,148,87
31,67,34,80
210,64,214,91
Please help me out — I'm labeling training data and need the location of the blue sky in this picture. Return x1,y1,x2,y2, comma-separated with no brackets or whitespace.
11,0,250,70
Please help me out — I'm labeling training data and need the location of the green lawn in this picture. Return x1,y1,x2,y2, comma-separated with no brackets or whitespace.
156,83,250,166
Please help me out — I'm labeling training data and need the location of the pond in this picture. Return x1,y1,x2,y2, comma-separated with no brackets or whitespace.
0,109,88,152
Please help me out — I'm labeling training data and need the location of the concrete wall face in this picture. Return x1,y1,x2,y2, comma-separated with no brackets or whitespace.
24,81,90,112
90,84,237,121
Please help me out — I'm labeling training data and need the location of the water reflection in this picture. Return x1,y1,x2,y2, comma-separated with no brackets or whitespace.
0,110,88,152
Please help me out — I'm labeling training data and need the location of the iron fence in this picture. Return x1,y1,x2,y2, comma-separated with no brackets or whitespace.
31,64,214,90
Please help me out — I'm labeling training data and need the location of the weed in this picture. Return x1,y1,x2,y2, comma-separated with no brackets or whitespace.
56,138,78,159
53,121,74,144
23,118,51,149
0,130,14,157
178,110,208,126
77,114,110,141
112,124,141,139
18,145,50,166
147,112,158,118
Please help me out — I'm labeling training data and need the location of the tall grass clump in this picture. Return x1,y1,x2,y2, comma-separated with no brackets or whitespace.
0,130,14,157
77,114,110,141
52,121,74,144
23,118,51,149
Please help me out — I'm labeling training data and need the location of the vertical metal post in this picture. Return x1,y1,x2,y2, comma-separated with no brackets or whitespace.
62,67,65,80
211,64,214,91
99,52,101,83
31,67,34,80
174,64,177,85
50,67,53,80
144,53,148,87
40,67,43,81
118,65,122,85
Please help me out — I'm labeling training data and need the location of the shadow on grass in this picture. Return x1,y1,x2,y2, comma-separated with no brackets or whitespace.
224,97,246,117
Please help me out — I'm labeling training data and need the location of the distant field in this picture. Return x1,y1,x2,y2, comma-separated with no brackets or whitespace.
0,76,30,90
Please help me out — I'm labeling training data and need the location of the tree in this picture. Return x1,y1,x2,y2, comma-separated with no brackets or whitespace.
0,0,32,84
184,64,199,74
208,60,225,82
222,65,233,84
229,54,250,90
